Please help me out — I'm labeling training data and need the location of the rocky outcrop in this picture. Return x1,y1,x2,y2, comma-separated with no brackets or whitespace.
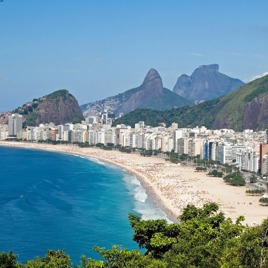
173,64,244,102
243,95,268,130
36,90,84,125
119,68,164,114
13,90,84,126
0,113,9,124
81,68,192,117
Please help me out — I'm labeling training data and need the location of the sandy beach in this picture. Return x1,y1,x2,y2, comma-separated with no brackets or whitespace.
1,141,267,226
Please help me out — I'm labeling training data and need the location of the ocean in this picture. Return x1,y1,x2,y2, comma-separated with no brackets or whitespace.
0,146,168,264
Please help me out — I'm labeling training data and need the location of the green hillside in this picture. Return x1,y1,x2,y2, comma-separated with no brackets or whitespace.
212,74,268,130
114,75,268,131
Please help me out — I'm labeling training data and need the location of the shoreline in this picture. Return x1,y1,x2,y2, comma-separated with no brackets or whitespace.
1,141,267,226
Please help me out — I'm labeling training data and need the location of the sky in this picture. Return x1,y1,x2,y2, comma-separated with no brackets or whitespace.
1,0,268,111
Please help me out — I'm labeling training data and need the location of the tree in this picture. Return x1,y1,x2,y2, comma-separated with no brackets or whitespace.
128,214,176,258
0,251,22,268
208,169,223,177
24,250,72,268
223,172,246,186
260,197,268,206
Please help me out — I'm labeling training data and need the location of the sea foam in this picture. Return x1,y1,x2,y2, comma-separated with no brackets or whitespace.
123,174,170,222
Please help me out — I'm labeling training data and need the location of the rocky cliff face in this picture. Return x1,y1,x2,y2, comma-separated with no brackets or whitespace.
119,68,164,114
81,68,192,117
242,95,268,130
13,90,84,126
173,64,244,102
36,90,84,125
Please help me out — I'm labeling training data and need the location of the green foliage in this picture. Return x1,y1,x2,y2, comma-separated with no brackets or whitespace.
246,189,265,195
24,113,39,126
46,89,69,100
223,172,246,186
119,147,132,153
140,149,159,157
78,255,104,268
244,85,268,102
0,251,22,268
128,213,175,258
96,143,104,148
208,169,223,177
259,197,268,205
24,250,72,268
113,99,220,128
196,166,207,171
71,113,84,124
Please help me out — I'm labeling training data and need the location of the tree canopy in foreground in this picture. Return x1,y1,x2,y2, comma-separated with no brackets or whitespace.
1,202,268,268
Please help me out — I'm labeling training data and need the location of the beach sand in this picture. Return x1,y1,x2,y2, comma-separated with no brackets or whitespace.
1,141,267,226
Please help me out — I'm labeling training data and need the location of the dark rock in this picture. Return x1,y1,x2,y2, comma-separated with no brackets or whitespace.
173,64,244,102
12,89,84,126
81,69,192,117
36,90,84,125
243,95,268,130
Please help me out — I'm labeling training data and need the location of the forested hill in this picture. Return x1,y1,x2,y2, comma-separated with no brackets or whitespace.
114,74,268,131
113,99,219,128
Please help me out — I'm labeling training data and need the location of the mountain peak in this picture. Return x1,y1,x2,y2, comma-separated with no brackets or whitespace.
81,68,192,117
147,68,160,76
197,64,219,72
173,64,244,102
142,68,163,95
143,68,162,83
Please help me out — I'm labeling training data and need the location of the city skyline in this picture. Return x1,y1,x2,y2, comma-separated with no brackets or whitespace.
1,0,268,111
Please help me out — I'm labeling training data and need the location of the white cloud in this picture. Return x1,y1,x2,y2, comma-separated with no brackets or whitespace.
248,72,268,82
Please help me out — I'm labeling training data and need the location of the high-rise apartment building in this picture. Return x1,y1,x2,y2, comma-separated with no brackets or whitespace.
8,113,23,137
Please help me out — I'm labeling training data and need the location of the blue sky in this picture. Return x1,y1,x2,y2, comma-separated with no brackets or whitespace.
0,0,268,111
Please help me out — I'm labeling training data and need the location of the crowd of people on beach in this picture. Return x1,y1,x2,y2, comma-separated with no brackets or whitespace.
1,141,266,225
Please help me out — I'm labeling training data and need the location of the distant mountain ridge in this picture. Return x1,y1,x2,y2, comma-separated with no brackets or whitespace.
81,69,192,117
114,74,268,131
173,64,244,102
12,89,84,126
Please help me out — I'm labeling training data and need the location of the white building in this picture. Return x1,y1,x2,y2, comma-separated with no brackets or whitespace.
8,114,23,137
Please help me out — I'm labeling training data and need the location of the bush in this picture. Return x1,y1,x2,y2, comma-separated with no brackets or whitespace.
196,166,207,172
223,172,246,186
208,169,223,177
259,197,268,205
246,189,265,195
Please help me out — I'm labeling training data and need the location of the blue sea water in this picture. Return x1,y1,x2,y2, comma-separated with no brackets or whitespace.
0,146,168,264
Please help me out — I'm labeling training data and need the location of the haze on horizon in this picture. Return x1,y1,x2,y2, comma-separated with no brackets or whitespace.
0,0,268,112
